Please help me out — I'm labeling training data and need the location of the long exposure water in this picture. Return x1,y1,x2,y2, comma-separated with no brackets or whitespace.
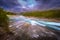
8,15,60,40
9,15,60,30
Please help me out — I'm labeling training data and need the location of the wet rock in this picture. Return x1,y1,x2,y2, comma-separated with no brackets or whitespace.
9,22,58,40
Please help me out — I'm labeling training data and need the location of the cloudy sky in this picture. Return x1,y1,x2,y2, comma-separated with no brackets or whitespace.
0,0,60,12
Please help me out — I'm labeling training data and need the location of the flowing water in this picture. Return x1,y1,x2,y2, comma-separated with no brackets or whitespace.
8,15,60,40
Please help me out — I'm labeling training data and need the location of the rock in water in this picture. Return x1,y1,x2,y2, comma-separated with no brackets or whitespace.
9,22,58,40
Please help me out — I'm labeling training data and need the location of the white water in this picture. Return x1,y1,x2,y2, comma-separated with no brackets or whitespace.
8,15,60,31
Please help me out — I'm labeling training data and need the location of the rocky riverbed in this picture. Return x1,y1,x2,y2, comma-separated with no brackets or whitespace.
0,15,60,40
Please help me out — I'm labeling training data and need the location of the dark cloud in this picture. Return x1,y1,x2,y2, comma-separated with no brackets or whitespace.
36,0,60,9
0,0,60,12
0,0,19,8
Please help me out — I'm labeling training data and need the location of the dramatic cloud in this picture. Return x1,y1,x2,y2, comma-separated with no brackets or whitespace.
0,0,60,12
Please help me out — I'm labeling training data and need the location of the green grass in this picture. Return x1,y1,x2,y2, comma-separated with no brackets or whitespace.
22,9,60,18
0,8,10,33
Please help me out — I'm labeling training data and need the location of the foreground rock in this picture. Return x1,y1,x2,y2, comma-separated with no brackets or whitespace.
8,22,58,40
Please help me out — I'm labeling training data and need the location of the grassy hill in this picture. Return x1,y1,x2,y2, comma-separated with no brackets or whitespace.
22,9,60,18
0,8,60,18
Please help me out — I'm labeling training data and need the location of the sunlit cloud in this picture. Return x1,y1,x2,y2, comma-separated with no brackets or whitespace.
18,0,37,9
0,0,60,12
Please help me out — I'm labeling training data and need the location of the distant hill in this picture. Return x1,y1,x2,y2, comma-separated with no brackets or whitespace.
22,9,60,18
0,8,60,18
